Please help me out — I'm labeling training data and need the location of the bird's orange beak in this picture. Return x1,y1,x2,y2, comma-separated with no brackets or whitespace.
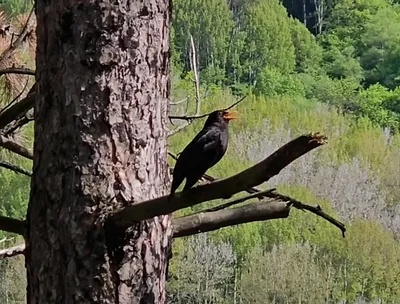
223,111,238,121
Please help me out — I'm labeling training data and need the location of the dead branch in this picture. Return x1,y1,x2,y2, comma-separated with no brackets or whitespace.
168,121,192,137
0,135,33,159
111,133,327,229
0,215,25,235
172,199,290,238
189,34,201,116
169,94,247,121
0,243,25,258
170,97,188,106
168,34,202,136
168,94,247,137
201,188,276,213
0,67,35,76
168,151,346,236
265,191,346,237
0,160,32,176
0,83,35,130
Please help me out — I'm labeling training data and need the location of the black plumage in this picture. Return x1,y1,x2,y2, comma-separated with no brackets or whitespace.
169,110,238,199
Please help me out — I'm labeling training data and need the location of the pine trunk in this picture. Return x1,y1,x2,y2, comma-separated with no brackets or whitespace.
26,0,171,303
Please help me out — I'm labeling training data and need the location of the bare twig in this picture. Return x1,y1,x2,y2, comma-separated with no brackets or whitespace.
0,215,25,235
0,160,32,176
168,94,247,137
169,95,247,121
0,244,25,259
111,133,327,228
0,67,35,76
0,135,33,159
265,191,346,237
170,96,188,106
201,188,276,213
168,121,192,137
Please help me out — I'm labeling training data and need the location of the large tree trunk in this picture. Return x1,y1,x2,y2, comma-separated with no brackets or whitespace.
26,0,171,303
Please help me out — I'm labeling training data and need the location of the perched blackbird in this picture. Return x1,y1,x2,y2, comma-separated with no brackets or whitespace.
169,110,238,200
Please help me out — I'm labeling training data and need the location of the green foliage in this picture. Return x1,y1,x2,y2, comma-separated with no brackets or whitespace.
236,0,295,84
0,0,32,16
172,0,234,72
255,67,305,98
355,84,400,130
168,86,400,303
289,17,323,73
360,7,400,88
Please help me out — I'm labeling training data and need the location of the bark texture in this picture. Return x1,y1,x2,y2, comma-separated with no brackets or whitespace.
27,0,171,303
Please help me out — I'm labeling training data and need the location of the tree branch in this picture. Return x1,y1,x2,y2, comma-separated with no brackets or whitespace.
111,133,327,229
169,152,346,237
172,199,290,238
264,191,346,237
169,95,247,121
0,68,35,76
0,215,25,235
2,114,34,136
189,34,201,116
0,243,25,258
168,34,202,136
0,160,32,176
0,83,35,130
0,135,34,159
200,188,276,213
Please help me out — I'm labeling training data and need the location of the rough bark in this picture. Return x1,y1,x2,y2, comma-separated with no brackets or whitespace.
27,0,171,303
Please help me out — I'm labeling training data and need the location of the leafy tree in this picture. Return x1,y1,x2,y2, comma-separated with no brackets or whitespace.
235,0,295,84
255,67,305,98
360,7,400,88
319,0,389,80
172,0,234,75
289,17,323,74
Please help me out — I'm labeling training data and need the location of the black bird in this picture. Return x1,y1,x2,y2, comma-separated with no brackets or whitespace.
169,110,238,200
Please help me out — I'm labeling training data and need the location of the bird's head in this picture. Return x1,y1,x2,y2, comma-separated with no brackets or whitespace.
205,110,238,127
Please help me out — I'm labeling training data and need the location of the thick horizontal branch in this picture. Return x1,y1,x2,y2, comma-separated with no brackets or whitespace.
172,199,290,238
0,215,25,235
0,160,32,176
0,244,25,258
111,133,327,229
0,68,35,76
0,135,33,159
0,83,35,130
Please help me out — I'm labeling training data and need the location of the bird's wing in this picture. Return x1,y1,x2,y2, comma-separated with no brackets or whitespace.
177,128,224,172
